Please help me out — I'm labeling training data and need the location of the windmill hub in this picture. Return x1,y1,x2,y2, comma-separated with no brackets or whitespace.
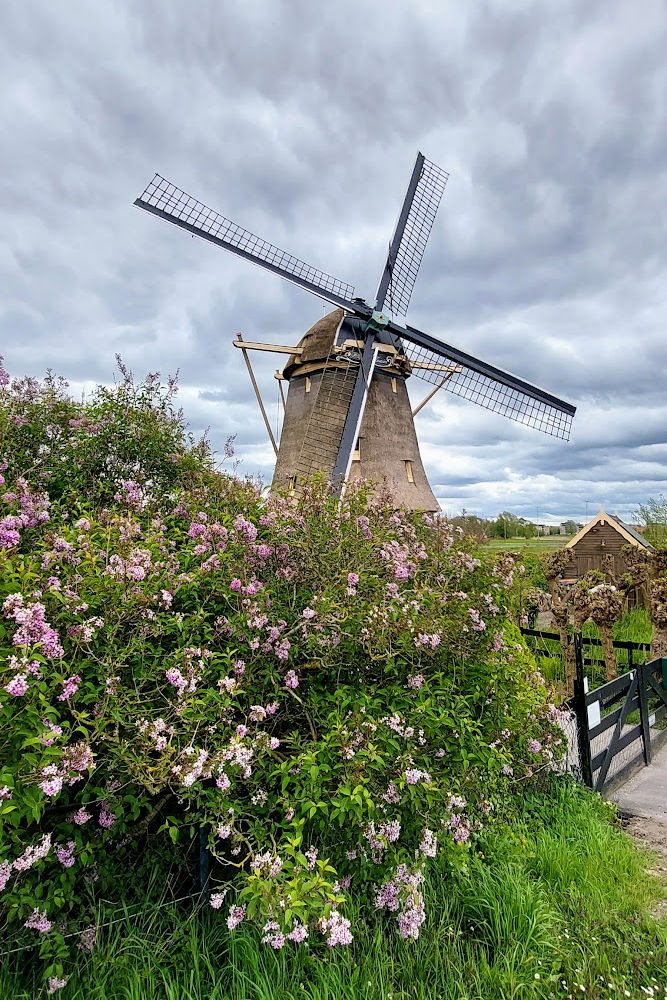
134,153,575,511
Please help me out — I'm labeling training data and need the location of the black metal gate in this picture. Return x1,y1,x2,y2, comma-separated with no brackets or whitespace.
573,649,667,792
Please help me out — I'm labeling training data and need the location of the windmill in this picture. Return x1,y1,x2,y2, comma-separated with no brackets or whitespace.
134,153,575,510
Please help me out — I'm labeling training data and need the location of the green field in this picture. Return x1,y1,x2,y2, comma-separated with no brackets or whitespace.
484,535,572,555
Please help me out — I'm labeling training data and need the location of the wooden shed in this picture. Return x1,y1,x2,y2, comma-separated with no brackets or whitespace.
561,508,654,599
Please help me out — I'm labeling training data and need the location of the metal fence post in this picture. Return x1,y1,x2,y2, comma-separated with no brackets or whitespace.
573,631,593,787
637,660,652,766
197,824,210,893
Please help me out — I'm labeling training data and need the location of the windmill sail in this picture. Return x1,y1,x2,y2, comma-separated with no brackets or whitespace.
134,174,355,310
392,321,575,440
375,153,449,316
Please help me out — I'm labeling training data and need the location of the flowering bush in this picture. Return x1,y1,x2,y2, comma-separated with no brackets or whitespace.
0,358,565,988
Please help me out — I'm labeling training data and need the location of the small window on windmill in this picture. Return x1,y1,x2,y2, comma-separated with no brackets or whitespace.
391,377,398,394
288,475,297,494
405,460,414,483
305,376,312,394
353,437,361,461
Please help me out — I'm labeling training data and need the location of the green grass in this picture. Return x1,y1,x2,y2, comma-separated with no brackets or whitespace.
3,779,665,999
484,536,572,555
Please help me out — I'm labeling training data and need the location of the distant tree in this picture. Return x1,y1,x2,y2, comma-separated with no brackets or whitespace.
562,520,578,535
638,495,667,549
489,511,520,539
451,508,489,543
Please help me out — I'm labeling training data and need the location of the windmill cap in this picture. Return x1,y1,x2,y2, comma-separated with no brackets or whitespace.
282,309,346,380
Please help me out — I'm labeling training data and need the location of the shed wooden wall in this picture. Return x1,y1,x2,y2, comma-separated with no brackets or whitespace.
562,520,632,579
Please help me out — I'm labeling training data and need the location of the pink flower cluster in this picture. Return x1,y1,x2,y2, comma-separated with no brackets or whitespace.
41,718,63,746
414,631,441,650
407,673,425,690
447,795,472,844
3,593,64,658
405,768,431,786
251,852,283,878
319,909,353,947
114,479,146,510
56,841,76,868
0,478,50,550
98,803,116,829
47,977,70,994
58,675,81,701
1,833,52,892
305,847,318,869
24,908,52,933
288,922,309,944
137,716,174,752
4,672,29,697
419,828,438,858
468,607,487,632
105,547,153,581
226,904,246,930
374,865,426,940
261,920,286,949
380,540,417,580
38,742,94,798
188,513,228,559
233,513,258,543
365,819,401,851
67,616,104,643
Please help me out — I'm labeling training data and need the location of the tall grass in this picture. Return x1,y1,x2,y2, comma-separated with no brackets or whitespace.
3,779,665,999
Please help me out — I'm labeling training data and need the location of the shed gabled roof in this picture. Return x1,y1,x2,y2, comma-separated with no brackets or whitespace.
565,507,655,551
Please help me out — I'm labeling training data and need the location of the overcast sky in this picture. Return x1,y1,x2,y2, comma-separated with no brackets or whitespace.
2,0,666,524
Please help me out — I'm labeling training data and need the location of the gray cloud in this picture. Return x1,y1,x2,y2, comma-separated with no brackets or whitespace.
1,0,666,523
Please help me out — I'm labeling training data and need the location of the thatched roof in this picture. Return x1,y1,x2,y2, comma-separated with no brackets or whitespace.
282,309,344,380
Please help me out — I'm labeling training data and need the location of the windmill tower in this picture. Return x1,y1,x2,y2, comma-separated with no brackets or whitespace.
134,154,575,508
272,308,448,510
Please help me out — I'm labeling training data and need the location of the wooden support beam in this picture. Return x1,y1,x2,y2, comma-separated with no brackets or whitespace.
410,361,463,372
235,333,278,456
232,340,301,355
277,377,286,410
412,369,461,417
338,339,399,355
